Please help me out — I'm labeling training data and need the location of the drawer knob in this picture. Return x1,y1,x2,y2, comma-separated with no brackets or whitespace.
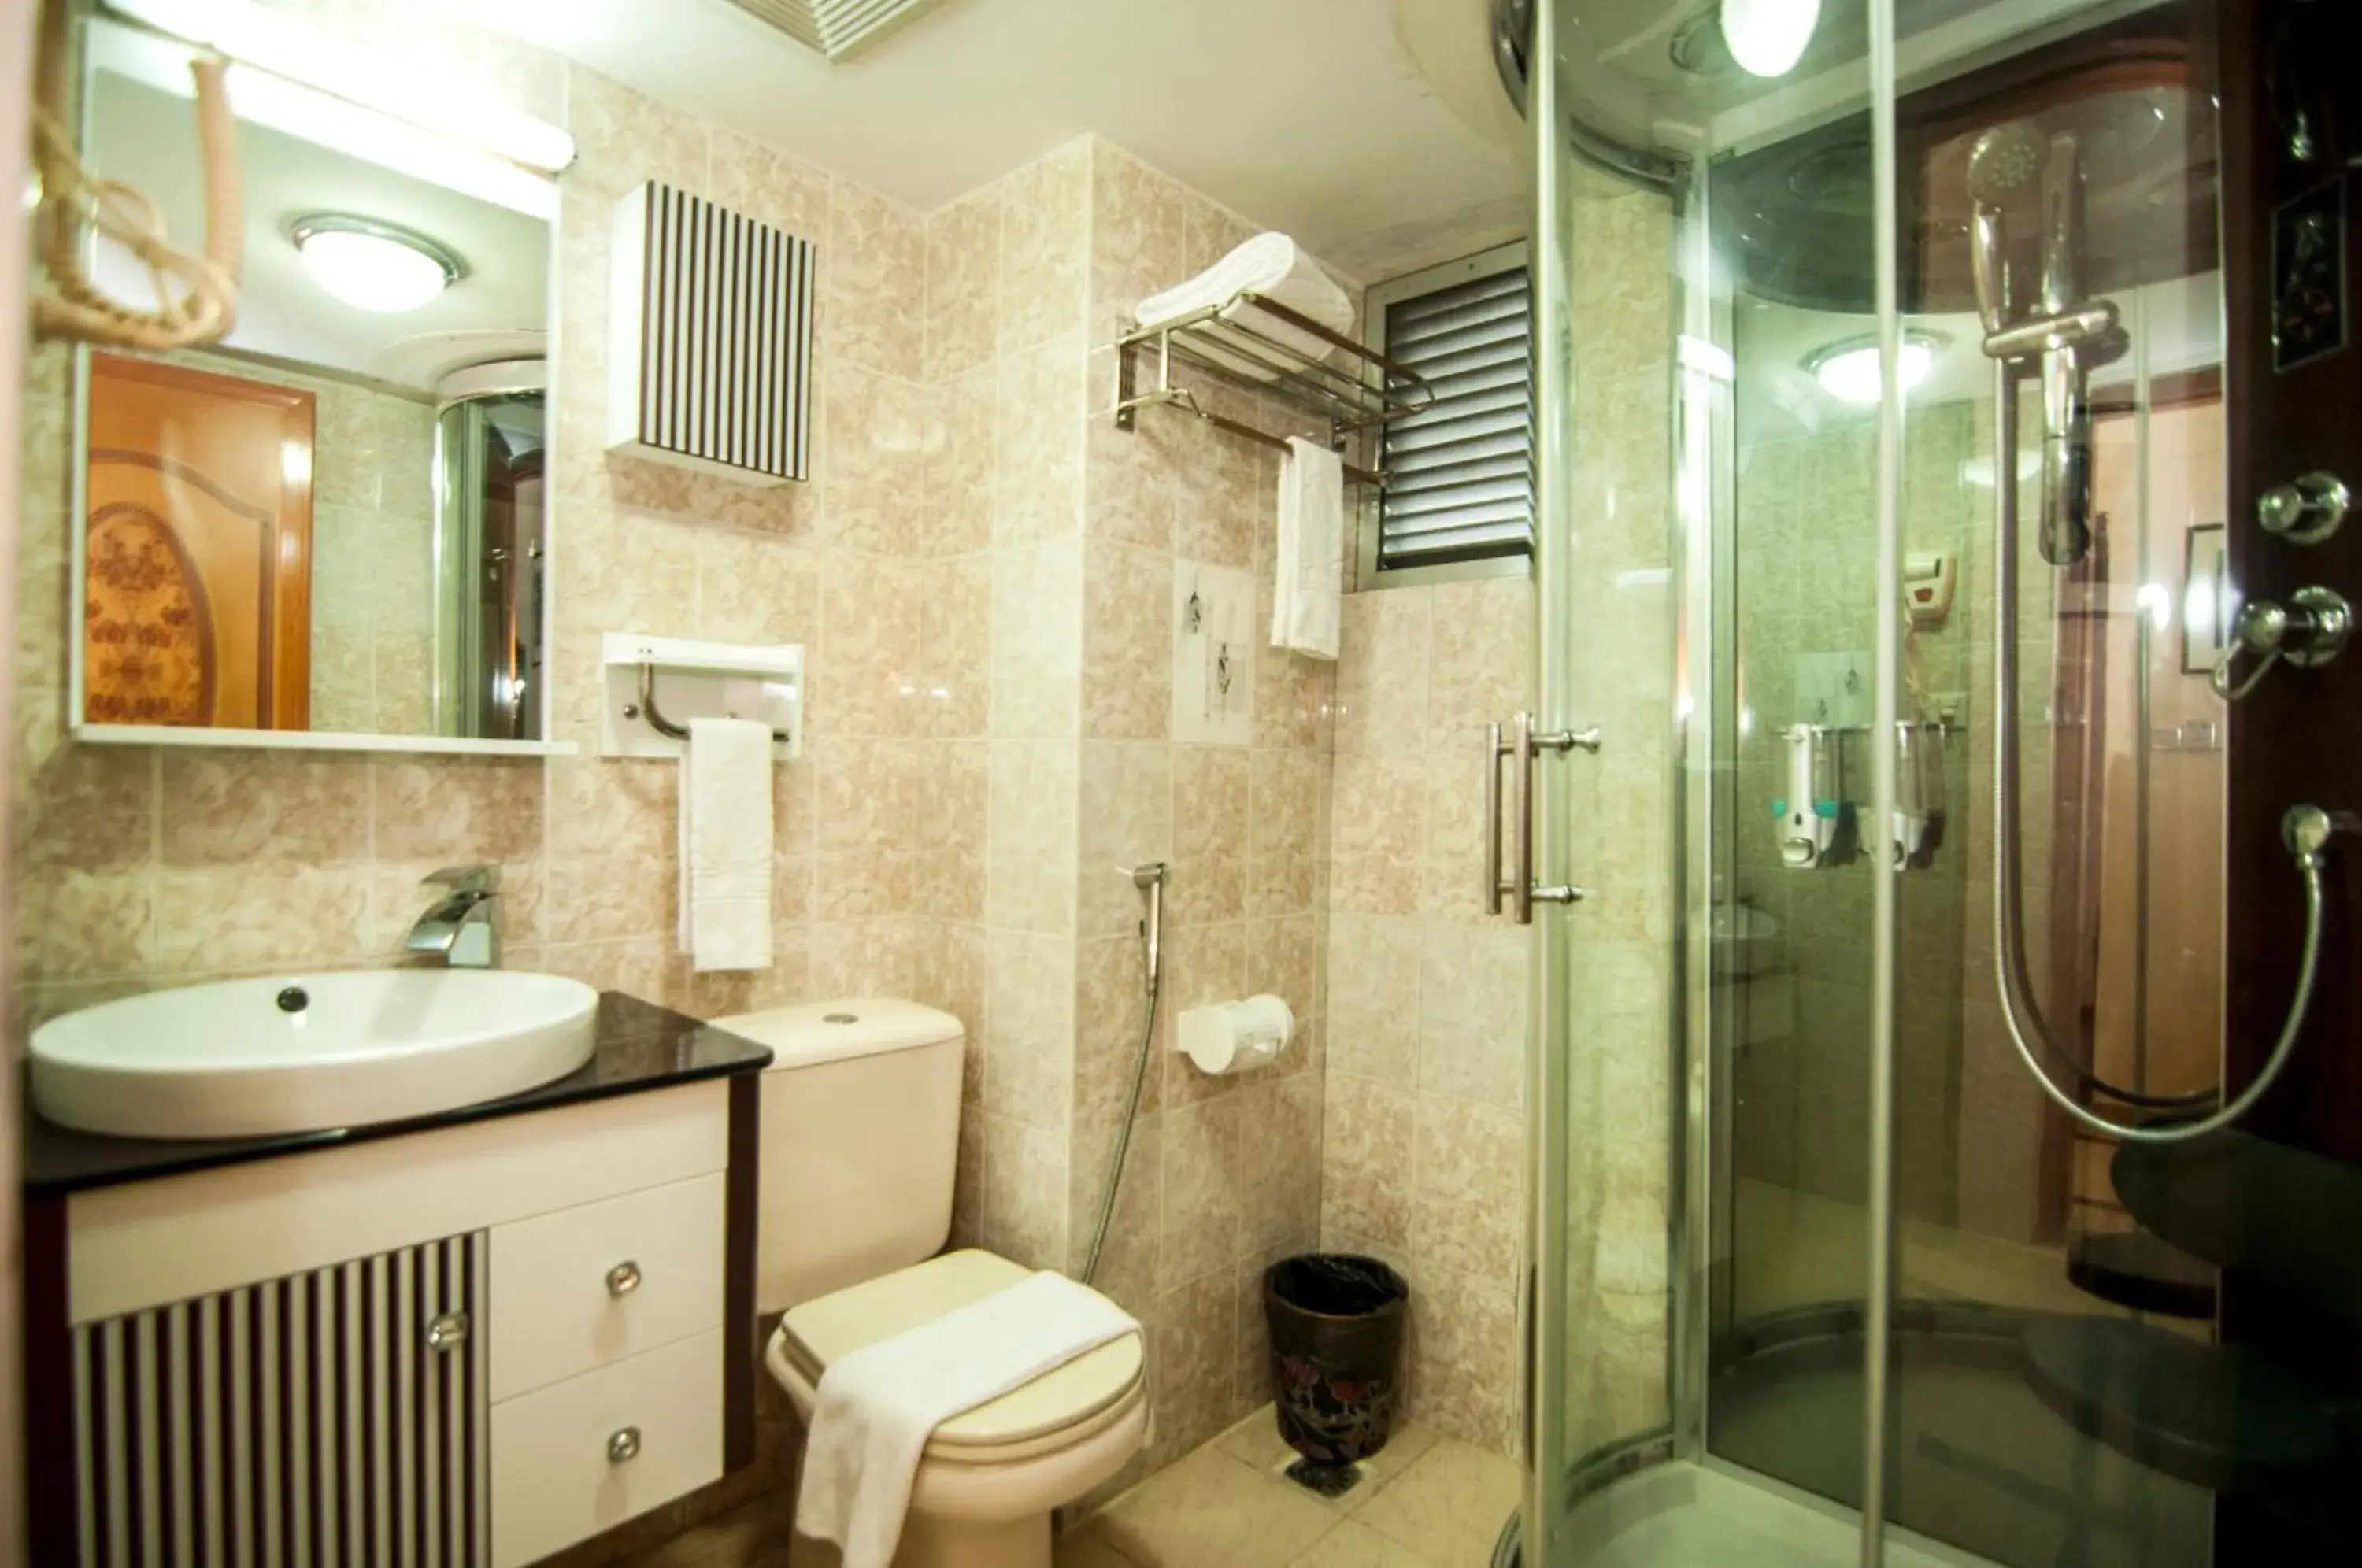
608,1426,642,1465
425,1312,469,1354
605,1261,642,1298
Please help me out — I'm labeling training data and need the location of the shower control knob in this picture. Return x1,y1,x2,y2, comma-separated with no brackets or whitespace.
2212,586,2355,700
2256,472,2349,545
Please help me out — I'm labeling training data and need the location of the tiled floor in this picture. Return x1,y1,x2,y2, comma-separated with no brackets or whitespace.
1061,1407,1523,1568
611,1406,1520,1568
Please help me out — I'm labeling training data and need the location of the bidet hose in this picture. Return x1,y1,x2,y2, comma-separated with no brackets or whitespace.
1082,865,1167,1286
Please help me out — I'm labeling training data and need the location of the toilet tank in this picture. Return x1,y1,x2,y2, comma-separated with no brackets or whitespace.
710,997,966,1315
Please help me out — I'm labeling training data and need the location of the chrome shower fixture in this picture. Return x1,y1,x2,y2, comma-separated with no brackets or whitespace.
1964,122,2048,335
1964,118,2118,568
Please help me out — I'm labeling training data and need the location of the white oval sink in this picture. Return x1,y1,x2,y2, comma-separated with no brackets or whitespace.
31,971,601,1141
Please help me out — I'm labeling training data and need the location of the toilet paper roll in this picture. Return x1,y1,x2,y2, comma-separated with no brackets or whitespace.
1175,994,1295,1075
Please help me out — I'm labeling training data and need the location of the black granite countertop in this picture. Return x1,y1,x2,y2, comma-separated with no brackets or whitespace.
22,991,771,1198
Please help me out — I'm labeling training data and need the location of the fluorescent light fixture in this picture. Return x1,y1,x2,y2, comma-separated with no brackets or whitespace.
103,0,576,172
1679,334,1737,383
1959,449,2043,489
1720,0,1820,78
1804,331,1941,406
291,215,465,313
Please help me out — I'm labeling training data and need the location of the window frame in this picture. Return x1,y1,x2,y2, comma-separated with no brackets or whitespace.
1355,239,1535,591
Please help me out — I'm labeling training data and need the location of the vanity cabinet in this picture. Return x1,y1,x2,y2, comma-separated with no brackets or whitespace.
30,1075,764,1568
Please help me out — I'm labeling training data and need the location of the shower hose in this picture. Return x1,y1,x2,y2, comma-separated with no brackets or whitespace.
1989,375,2335,1145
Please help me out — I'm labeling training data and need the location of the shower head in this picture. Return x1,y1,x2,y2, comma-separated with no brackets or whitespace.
1966,121,2052,206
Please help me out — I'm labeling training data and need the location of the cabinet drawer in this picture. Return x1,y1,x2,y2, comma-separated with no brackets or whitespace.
488,1172,725,1400
491,1329,724,1568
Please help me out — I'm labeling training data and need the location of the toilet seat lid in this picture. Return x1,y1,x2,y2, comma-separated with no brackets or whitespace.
779,1249,1145,1449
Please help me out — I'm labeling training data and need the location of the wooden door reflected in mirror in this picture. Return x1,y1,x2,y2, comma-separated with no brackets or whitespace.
82,353,315,729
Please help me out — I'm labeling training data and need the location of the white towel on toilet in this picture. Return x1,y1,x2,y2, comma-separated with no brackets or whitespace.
676,716,773,971
795,1271,1142,1568
1270,436,1343,660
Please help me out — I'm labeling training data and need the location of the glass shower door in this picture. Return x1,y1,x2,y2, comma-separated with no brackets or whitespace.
1521,2,2277,1566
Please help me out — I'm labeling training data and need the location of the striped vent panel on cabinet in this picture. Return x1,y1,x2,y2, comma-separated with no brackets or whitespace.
610,180,816,483
69,1232,490,1568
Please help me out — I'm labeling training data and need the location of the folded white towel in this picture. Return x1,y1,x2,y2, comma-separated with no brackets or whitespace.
1271,436,1343,660
1134,232,1354,380
796,1271,1142,1568
676,716,772,972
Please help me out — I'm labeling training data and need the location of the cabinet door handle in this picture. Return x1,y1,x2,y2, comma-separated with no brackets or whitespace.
606,1261,643,1297
425,1311,469,1354
608,1426,642,1464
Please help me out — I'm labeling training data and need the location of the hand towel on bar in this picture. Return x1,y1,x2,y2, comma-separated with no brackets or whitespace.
676,716,772,972
1133,231,1354,380
794,1271,1142,1568
1271,436,1344,660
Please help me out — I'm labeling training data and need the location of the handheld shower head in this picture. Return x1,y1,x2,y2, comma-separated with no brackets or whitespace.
1965,121,2052,205
1966,122,2051,334
1965,118,2097,568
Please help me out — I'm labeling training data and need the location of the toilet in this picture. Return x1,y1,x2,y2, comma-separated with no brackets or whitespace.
716,997,1149,1568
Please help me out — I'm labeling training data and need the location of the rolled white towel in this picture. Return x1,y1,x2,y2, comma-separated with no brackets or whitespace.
1134,232,1354,379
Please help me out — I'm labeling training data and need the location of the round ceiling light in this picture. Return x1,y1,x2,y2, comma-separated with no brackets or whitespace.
290,215,466,313
1804,331,1942,406
1720,0,1821,78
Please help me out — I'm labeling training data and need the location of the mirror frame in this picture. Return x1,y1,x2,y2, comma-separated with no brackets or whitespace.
65,13,574,757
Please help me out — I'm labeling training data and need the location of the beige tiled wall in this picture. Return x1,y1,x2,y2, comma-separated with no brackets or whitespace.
929,136,1340,1474
1313,165,1683,1463
1320,575,1532,1457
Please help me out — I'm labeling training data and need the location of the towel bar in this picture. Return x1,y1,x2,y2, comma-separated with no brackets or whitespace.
623,662,790,742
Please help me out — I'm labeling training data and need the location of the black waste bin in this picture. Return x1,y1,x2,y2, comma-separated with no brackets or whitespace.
1263,1254,1409,1470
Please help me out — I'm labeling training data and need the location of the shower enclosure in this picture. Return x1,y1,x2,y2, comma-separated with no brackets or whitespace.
1513,0,2361,1563
431,366,547,741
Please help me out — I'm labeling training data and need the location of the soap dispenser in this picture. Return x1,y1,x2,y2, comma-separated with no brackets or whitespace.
1774,723,1842,869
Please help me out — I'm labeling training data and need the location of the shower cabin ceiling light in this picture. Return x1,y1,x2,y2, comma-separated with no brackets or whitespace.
1720,0,1820,78
1805,332,1938,406
719,0,957,61
291,216,465,313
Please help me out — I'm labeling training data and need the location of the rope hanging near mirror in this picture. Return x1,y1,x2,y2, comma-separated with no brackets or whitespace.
30,0,244,349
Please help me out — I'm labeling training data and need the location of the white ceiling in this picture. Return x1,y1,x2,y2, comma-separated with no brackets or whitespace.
440,0,1527,283
88,70,550,392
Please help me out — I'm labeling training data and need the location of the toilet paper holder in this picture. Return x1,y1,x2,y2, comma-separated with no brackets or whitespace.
1175,995,1295,1076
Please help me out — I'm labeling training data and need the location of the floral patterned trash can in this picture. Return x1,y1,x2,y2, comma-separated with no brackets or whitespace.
1264,1254,1409,1481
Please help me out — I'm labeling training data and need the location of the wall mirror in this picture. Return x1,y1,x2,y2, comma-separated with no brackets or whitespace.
67,16,567,753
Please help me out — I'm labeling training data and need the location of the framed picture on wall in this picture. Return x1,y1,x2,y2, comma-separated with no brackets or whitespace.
2181,523,2231,675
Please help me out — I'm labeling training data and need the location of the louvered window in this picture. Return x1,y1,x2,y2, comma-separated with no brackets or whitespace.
1368,243,1534,577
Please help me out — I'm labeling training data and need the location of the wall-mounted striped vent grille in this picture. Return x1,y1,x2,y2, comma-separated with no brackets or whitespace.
608,182,815,485
720,0,957,60
70,1233,489,1568
1375,259,1534,571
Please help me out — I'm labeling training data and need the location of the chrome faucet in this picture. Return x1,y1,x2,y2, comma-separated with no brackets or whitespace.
406,865,501,968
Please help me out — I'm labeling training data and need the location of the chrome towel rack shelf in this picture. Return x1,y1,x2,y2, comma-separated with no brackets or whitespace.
1110,292,1431,489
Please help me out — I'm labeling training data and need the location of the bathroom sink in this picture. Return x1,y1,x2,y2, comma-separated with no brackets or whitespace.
31,970,601,1141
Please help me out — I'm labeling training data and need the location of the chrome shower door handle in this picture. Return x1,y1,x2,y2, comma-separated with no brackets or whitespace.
1493,712,1601,925
1485,721,1509,915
